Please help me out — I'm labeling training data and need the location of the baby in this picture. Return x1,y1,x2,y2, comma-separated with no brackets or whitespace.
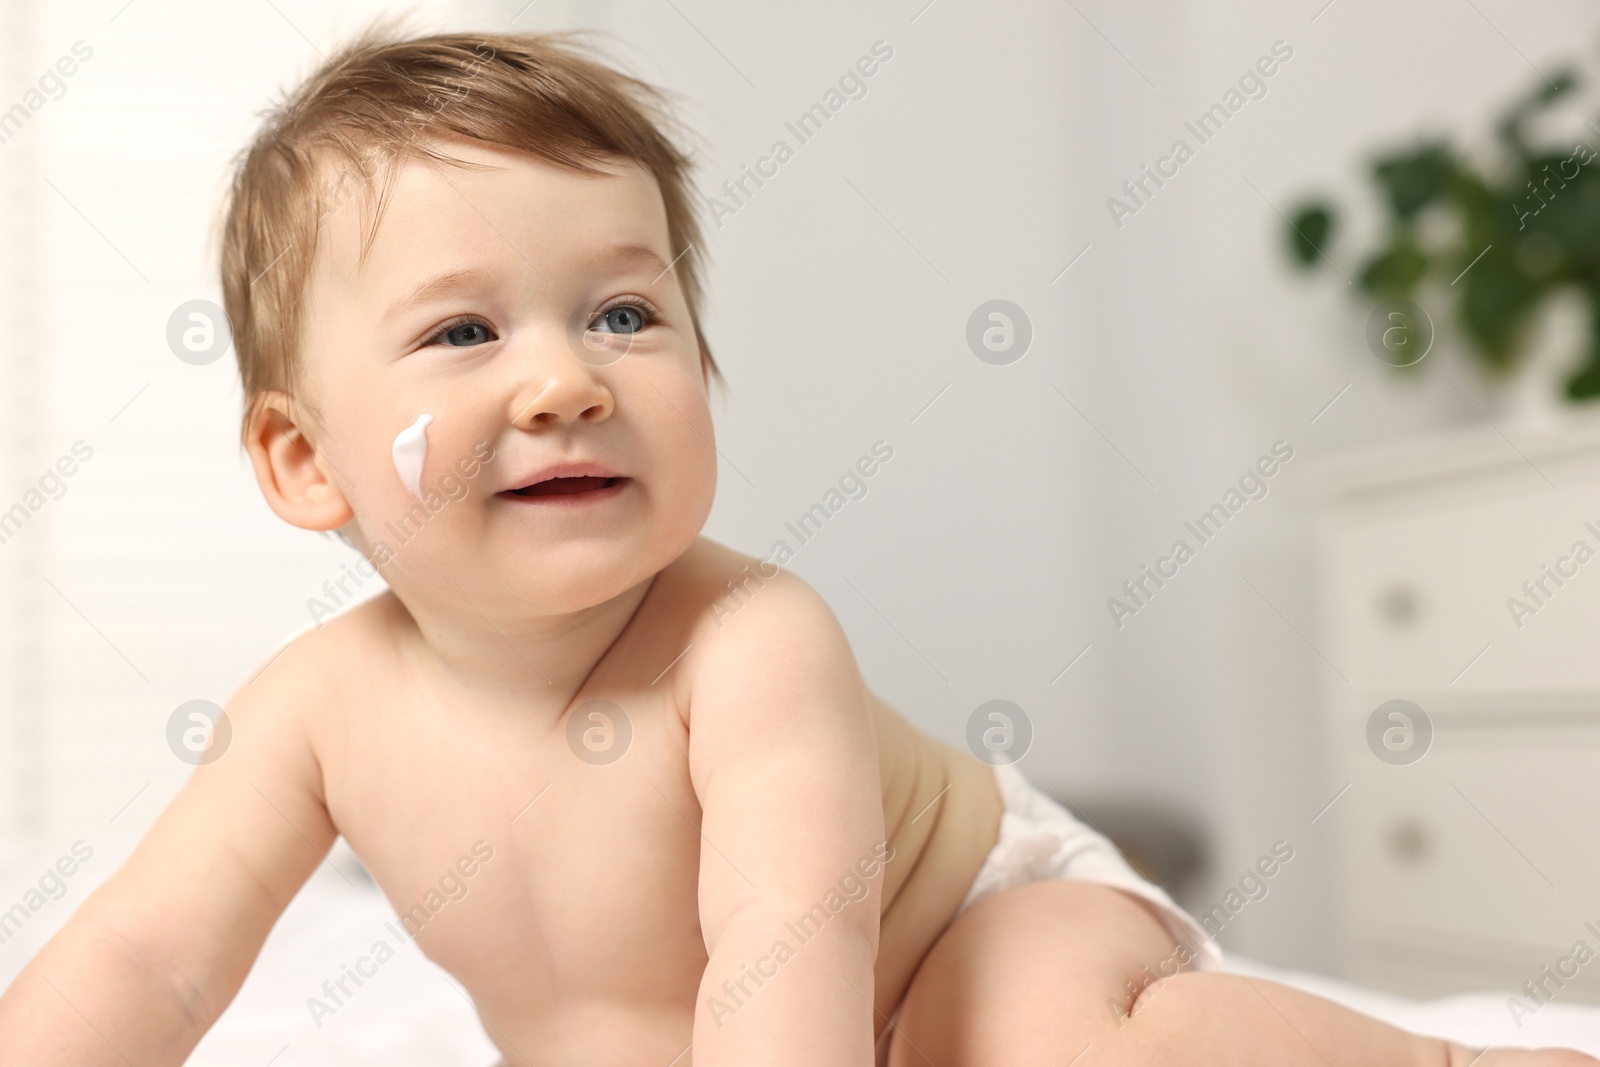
0,24,1593,1067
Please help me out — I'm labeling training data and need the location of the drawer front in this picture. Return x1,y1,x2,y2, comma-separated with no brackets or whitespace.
1341,715,1600,999
1331,482,1600,693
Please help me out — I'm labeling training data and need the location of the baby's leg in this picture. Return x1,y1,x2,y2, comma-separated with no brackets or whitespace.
887,880,1596,1067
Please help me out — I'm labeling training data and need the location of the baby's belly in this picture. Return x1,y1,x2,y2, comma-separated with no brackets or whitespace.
427,862,706,1064
469,996,698,1066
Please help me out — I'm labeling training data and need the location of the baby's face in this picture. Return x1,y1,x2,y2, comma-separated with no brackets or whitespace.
293,138,717,614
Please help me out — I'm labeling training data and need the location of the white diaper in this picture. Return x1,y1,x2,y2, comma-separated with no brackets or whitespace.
873,761,1222,1065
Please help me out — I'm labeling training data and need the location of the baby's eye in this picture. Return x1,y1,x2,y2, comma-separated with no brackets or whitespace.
429,319,498,347
589,301,658,335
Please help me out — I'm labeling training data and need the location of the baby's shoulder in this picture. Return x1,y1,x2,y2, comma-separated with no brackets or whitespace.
661,537,861,694
665,537,838,639
231,591,403,719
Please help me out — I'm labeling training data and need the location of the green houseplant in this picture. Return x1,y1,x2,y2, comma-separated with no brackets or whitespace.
1285,68,1600,400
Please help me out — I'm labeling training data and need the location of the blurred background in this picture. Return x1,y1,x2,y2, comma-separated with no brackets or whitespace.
5,0,1600,1010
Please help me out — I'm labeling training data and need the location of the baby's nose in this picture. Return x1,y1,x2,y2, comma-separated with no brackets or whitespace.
508,353,614,429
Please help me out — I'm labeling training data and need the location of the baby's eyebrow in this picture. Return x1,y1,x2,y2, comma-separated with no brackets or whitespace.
592,242,673,282
384,244,675,321
384,265,498,321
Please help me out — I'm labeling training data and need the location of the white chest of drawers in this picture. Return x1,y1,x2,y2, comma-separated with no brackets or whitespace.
1317,411,1600,1000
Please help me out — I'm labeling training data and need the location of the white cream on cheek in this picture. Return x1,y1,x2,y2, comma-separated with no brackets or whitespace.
391,413,433,501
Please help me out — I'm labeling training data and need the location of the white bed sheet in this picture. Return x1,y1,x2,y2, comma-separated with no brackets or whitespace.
1,839,1596,1063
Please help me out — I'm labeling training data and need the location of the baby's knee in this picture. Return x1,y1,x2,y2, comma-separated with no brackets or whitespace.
971,882,1195,1019
1117,969,1217,1030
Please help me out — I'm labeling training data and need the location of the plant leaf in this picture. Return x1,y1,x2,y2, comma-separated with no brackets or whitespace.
1371,142,1456,221
1286,203,1335,267
1358,237,1428,297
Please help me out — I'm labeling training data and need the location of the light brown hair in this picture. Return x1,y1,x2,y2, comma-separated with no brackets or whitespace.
216,18,721,442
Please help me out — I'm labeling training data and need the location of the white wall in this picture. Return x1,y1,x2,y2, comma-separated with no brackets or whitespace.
2,0,1596,978
1060,0,1600,970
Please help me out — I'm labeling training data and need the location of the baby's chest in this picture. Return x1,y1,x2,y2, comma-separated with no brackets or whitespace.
322,691,711,997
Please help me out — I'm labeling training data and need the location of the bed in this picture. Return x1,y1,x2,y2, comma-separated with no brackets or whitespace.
3,839,1597,1063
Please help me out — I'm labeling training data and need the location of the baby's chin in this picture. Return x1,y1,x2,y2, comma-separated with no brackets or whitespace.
503,545,657,612
380,528,663,613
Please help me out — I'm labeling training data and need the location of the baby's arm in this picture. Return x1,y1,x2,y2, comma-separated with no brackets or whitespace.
682,569,885,1067
0,642,335,1065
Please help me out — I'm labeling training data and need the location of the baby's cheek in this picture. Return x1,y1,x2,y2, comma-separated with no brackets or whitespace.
639,397,707,486
660,428,718,538
433,429,499,499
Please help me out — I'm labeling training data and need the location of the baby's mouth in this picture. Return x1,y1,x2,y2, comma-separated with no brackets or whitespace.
505,476,625,498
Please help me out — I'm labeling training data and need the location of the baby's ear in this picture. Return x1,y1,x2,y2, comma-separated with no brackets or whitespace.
245,391,353,532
